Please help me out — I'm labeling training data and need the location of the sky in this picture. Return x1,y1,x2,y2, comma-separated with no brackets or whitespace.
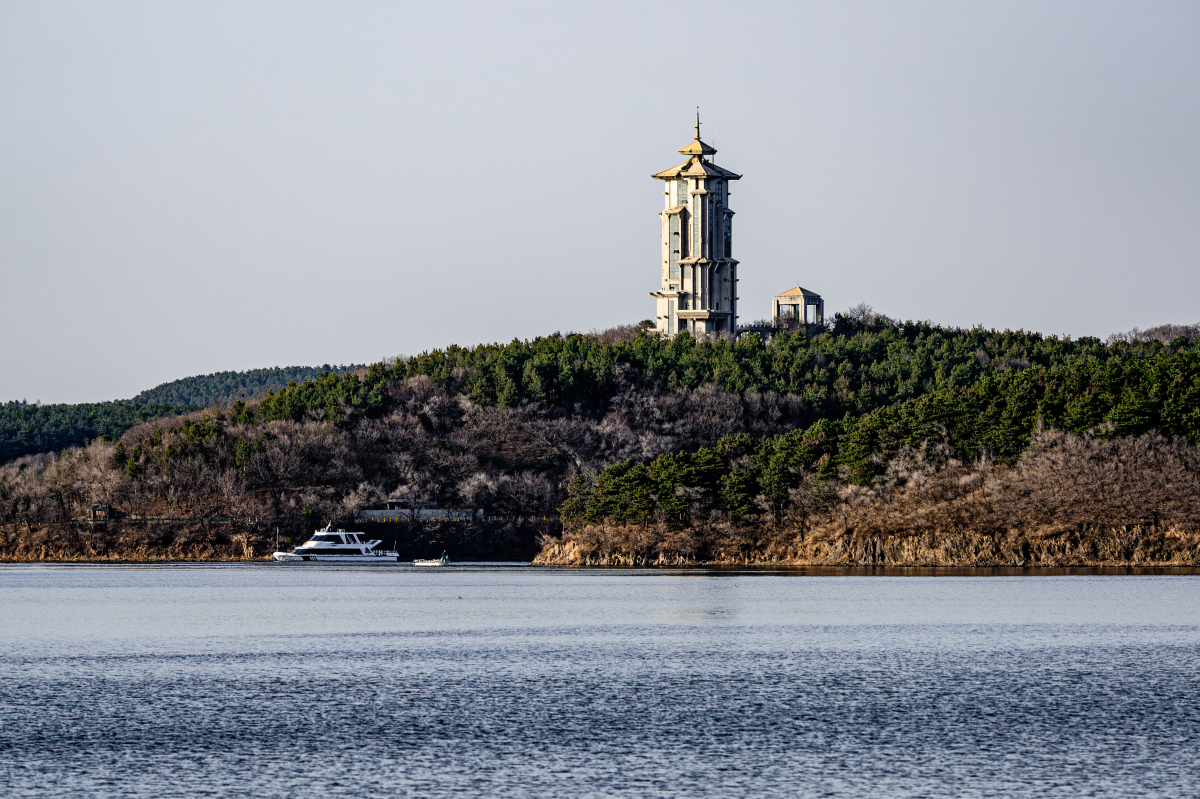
2,1,1198,403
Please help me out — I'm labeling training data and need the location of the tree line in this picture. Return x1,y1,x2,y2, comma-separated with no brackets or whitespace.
247,314,1192,428
132,364,368,406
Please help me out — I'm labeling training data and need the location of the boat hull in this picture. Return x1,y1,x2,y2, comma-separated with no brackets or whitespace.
273,552,401,563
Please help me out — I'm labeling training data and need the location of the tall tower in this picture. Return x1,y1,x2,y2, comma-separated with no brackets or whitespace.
649,114,742,338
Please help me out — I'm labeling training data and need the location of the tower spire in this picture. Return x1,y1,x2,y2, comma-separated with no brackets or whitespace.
695,107,701,140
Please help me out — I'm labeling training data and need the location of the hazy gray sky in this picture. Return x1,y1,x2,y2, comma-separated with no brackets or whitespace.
2,1,1198,403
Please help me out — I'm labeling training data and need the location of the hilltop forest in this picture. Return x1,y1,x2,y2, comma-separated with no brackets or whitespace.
1,364,365,464
131,364,368,406
2,315,1199,565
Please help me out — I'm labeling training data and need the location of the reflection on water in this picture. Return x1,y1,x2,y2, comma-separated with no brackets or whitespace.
2,564,1198,798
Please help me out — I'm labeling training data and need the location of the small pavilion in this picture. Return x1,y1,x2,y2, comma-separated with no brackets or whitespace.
773,287,824,326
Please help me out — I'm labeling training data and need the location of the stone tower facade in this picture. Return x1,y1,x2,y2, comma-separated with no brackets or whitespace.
649,116,742,338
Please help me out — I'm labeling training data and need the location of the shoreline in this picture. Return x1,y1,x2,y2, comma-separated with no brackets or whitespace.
5,557,1200,575
531,523,1200,568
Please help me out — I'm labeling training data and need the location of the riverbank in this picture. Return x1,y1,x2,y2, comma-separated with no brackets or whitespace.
0,524,269,562
532,523,1200,567
7,520,1198,567
0,518,551,563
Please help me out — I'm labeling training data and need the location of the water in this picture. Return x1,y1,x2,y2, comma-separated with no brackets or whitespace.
2,564,1199,798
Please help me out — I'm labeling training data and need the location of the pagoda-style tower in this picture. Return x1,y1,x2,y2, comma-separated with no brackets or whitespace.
649,114,742,338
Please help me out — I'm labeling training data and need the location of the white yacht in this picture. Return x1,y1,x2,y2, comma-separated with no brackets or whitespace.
273,524,400,563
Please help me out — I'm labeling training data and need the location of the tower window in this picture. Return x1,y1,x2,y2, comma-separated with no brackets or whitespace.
676,180,688,207
668,215,680,278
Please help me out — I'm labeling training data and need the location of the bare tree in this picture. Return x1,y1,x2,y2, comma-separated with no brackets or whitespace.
1106,322,1200,345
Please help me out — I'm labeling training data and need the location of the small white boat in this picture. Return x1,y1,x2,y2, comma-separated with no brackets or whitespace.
274,524,400,563
413,553,451,566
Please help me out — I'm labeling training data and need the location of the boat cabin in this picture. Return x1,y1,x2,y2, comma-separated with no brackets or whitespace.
307,529,364,544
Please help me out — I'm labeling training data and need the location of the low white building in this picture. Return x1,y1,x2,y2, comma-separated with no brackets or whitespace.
356,508,482,522
649,115,741,338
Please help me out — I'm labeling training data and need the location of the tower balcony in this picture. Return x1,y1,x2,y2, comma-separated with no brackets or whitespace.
677,309,731,320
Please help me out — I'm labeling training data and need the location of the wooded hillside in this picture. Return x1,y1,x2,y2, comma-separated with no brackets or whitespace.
1,364,366,464
3,315,1198,564
0,401,197,465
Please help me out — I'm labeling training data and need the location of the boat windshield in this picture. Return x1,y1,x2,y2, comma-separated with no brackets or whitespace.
296,547,365,555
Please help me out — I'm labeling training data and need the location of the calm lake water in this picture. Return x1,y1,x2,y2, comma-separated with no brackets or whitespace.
2,564,1198,798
